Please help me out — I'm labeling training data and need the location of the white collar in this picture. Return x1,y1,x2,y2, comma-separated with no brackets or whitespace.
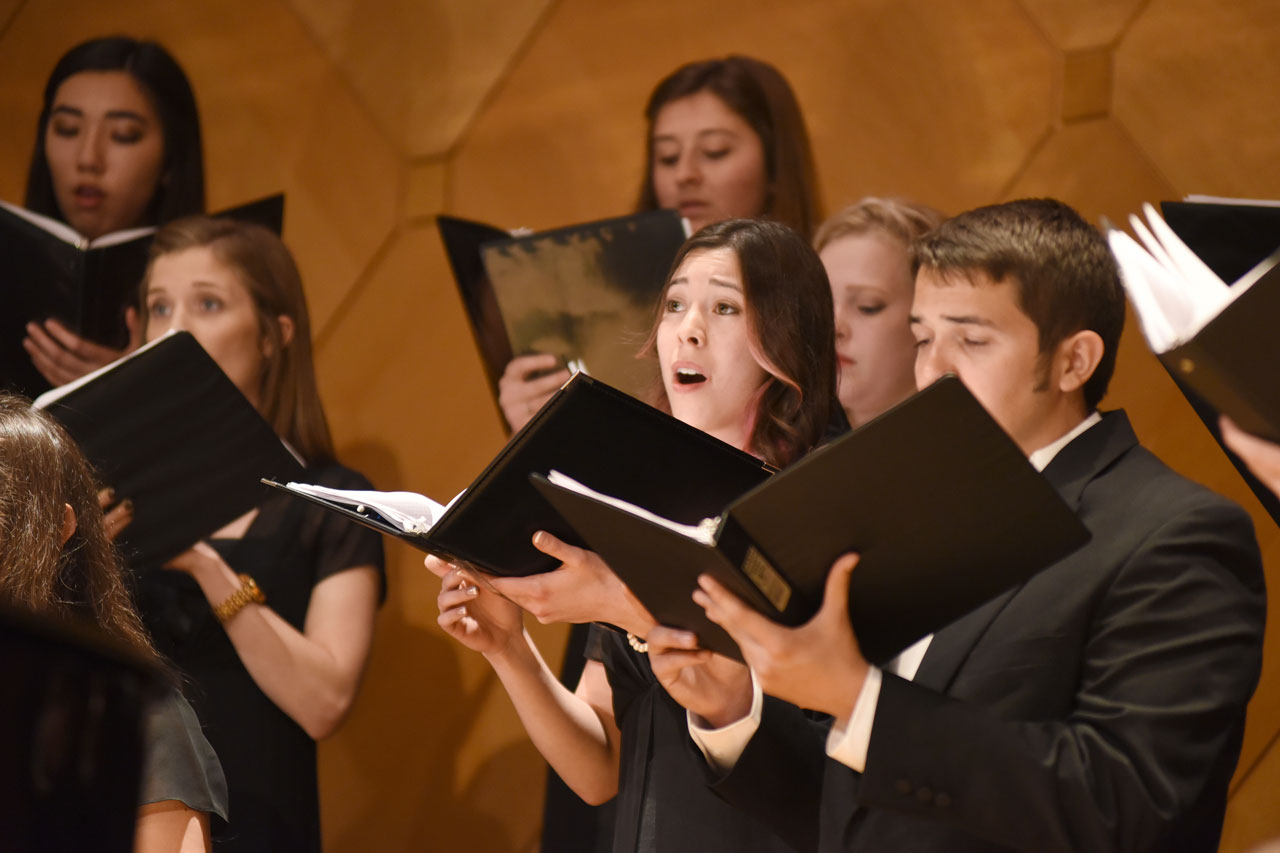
1028,411,1102,473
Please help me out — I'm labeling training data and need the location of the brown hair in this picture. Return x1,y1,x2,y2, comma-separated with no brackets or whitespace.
142,217,335,463
641,218,837,467
635,56,823,237
0,396,164,668
912,198,1126,409
813,197,943,253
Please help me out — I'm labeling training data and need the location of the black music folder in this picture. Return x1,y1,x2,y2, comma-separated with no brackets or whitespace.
1110,203,1280,443
1161,197,1280,285
1,194,285,397
35,330,304,568
532,376,1091,664
437,210,687,407
266,372,773,576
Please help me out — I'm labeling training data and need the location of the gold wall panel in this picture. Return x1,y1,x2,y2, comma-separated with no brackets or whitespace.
1115,0,1280,197
1016,0,1144,50
285,0,555,158
450,0,1055,227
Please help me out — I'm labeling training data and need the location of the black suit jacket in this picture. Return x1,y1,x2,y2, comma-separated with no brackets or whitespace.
709,411,1267,852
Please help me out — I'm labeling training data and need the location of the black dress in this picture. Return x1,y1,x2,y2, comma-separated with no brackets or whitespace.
137,463,386,852
588,625,801,853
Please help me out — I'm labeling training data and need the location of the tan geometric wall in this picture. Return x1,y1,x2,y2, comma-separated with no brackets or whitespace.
2,1,1278,850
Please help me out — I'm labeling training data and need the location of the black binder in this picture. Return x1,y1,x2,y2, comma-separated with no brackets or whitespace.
266,373,773,576
36,331,304,568
1,194,285,397
533,376,1092,664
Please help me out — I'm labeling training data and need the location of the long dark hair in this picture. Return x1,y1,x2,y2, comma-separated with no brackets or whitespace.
642,219,836,467
25,36,205,226
0,396,164,669
142,216,335,464
635,56,823,238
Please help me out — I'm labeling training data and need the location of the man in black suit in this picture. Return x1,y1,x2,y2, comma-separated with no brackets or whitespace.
648,198,1267,852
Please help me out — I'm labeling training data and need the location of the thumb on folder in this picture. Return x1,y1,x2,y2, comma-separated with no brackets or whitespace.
695,553,868,721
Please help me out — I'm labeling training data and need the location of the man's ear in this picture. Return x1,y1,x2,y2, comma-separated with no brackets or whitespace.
61,503,77,545
1055,329,1105,395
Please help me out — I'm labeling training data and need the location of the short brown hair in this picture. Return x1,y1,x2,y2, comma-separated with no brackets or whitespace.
913,198,1125,410
813,197,943,253
142,217,335,463
641,218,837,467
635,56,823,237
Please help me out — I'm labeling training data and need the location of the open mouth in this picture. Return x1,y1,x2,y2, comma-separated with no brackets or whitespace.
73,186,105,207
675,367,707,385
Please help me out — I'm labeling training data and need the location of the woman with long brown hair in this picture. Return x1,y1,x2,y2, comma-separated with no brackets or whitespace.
0,395,227,852
498,55,824,432
432,218,837,852
131,216,384,852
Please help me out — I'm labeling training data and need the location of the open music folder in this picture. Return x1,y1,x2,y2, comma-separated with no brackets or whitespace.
1,193,285,397
436,210,687,408
1109,203,1280,443
266,372,773,576
35,330,304,568
532,376,1091,665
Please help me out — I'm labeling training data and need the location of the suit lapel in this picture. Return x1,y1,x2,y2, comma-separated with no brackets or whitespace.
910,411,1138,694
912,587,1018,691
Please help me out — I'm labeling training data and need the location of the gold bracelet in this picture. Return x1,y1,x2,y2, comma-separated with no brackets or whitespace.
213,573,266,624
626,632,649,654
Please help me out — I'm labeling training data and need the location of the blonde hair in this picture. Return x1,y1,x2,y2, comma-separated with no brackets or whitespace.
142,217,335,463
813,197,943,253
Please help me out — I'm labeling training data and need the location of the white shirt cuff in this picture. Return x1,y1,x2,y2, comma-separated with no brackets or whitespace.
687,670,763,774
825,665,883,773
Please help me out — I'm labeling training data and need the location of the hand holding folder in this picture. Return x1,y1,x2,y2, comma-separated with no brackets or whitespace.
266,373,772,576
35,330,304,568
533,376,1091,664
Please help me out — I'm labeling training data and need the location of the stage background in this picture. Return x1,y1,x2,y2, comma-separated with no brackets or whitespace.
1,1,1277,849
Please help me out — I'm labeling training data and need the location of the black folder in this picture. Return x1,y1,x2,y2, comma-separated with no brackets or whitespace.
1155,256,1280,444
266,373,773,576
532,376,1092,664
436,211,686,414
1161,199,1280,285
35,331,304,568
1,194,285,397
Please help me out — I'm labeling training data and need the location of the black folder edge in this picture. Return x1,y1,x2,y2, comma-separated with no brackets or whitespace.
532,376,1092,664
264,373,772,576
1151,200,1280,527
260,478,433,552
38,331,305,567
